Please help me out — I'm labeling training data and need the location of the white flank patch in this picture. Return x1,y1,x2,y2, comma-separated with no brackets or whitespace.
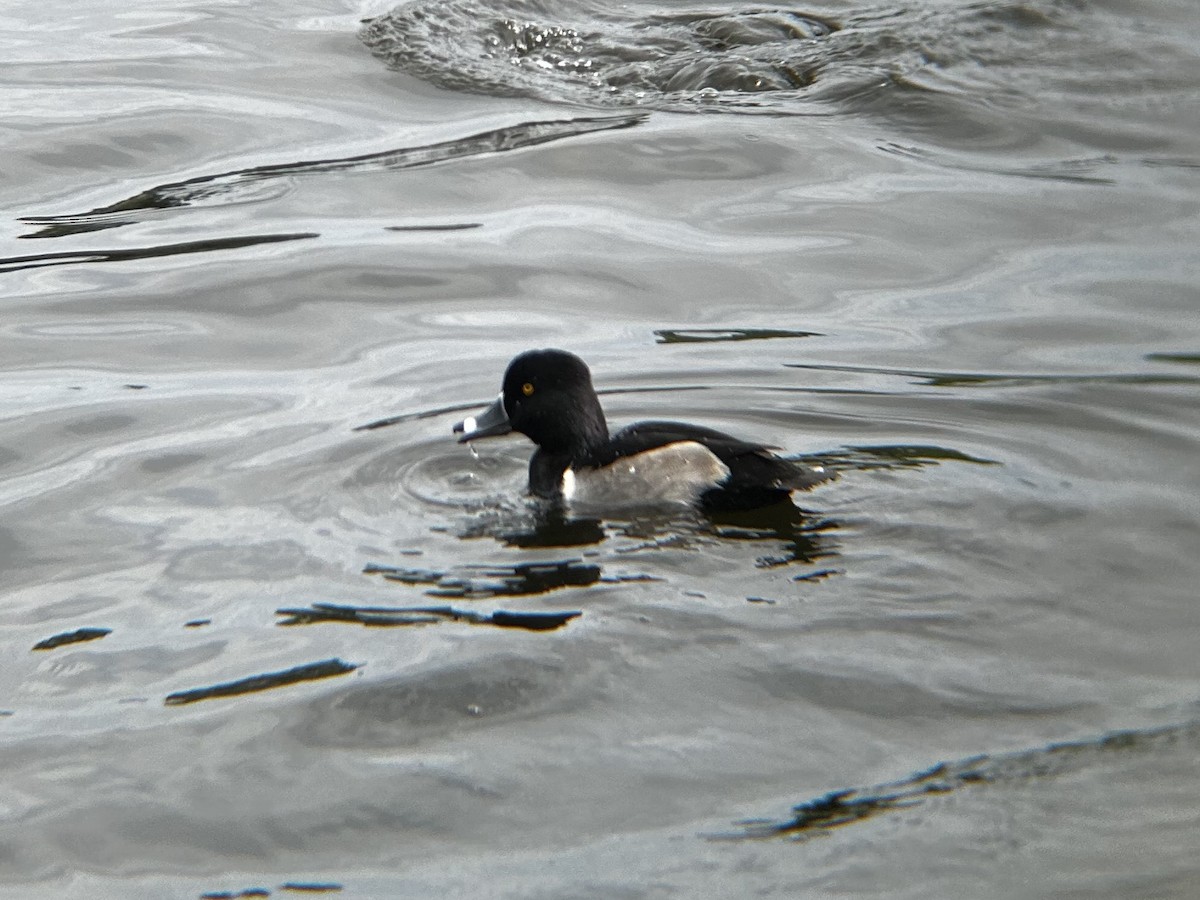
568,441,730,508
460,416,477,435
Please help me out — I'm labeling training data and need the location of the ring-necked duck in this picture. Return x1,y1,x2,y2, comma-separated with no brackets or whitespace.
453,349,828,511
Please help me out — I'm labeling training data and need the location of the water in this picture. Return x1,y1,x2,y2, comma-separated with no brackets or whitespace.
2,0,1199,896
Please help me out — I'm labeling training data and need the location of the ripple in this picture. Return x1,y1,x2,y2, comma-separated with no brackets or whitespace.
276,601,581,631
18,114,643,240
392,444,527,508
721,719,1200,840
164,658,360,706
655,327,820,344
0,233,318,275
362,0,839,112
9,319,199,339
359,0,1100,115
32,627,112,651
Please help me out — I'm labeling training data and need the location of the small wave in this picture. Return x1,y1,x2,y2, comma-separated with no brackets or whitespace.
718,719,1200,840
360,0,1079,114
20,114,644,239
361,0,840,112
0,233,317,274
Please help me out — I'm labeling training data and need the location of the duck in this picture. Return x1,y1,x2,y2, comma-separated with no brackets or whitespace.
452,349,828,511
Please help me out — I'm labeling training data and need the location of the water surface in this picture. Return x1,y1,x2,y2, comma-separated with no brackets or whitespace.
1,0,1198,896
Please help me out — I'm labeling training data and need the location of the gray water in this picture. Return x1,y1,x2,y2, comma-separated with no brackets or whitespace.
2,0,1199,896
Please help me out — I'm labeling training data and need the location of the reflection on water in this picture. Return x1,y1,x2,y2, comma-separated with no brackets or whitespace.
445,490,840,571
806,444,997,472
877,141,1122,185
17,113,645,239
201,884,342,899
200,888,272,900
709,499,838,570
654,327,820,344
788,362,1200,389
361,0,839,111
365,557,604,597
723,720,1200,840
360,0,1087,114
1146,352,1200,366
32,626,112,651
392,438,999,580
276,602,581,631
497,513,609,549
163,658,360,706
2,0,1198,893
0,232,317,275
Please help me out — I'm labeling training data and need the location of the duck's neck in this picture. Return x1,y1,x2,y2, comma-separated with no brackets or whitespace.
529,448,572,499
528,409,609,498
570,404,610,460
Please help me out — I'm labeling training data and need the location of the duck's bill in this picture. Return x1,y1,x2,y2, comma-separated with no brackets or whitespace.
453,394,511,443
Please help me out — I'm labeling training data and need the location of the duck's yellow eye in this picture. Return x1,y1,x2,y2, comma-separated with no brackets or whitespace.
521,382,535,396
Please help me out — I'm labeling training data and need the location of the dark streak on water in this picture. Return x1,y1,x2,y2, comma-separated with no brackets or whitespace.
361,0,842,111
2,0,1198,894
276,602,581,631
31,627,112,651
721,720,1200,840
805,444,997,471
17,114,646,239
787,362,1200,389
164,659,360,706
364,558,604,597
201,882,343,899
0,233,318,275
358,0,1114,118
654,327,821,343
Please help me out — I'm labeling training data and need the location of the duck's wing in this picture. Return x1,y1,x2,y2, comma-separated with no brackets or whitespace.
605,420,770,455
605,421,827,493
